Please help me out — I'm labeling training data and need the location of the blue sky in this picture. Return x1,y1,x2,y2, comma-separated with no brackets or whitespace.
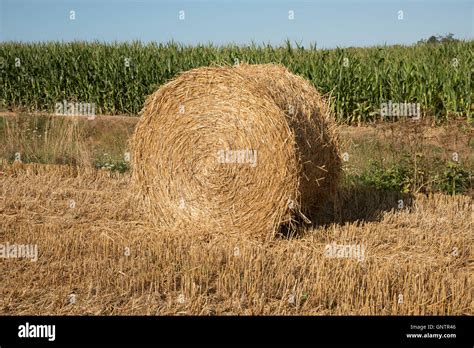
1,0,472,48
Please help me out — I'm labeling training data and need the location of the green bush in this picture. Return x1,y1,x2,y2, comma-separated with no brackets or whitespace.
436,162,471,195
359,160,412,193
354,158,471,195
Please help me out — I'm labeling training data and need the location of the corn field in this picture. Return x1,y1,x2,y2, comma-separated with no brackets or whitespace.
0,40,472,122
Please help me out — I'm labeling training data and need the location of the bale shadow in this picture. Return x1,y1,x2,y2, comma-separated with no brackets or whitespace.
277,183,415,239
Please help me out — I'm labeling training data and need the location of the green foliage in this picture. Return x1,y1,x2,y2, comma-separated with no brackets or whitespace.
354,158,471,195
418,33,459,45
436,162,471,195
0,40,472,122
359,160,412,193
94,153,130,173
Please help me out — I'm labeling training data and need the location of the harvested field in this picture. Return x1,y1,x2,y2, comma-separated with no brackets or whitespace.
0,161,471,315
0,112,472,315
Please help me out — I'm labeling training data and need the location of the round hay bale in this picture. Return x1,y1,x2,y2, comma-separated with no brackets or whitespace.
131,64,341,238
235,63,342,218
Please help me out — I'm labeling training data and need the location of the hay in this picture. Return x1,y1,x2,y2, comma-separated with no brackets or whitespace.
235,64,342,219
131,64,341,238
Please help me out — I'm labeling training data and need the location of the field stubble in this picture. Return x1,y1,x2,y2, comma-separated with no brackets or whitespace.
0,161,472,315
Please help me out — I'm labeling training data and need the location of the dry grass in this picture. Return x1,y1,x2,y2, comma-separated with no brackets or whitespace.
131,64,341,239
1,114,92,167
0,162,471,315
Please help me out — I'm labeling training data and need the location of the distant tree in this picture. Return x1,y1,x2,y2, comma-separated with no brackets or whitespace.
418,33,459,45
440,33,456,43
427,35,438,44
